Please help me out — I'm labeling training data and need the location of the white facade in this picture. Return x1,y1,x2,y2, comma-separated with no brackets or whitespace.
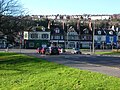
94,35,106,43
47,16,56,19
66,28,79,48
24,31,50,40
80,41,92,48
67,28,79,40
89,15,110,20
24,31,28,40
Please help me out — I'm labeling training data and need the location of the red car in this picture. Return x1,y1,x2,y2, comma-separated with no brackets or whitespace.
58,47,63,53
36,47,46,54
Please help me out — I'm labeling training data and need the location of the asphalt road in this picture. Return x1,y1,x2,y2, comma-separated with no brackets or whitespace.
1,49,120,77
25,53,120,78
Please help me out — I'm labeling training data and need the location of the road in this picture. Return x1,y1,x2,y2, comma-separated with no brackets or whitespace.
26,53,120,78
1,49,120,77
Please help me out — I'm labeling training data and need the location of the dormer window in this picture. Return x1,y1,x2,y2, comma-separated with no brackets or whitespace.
109,31,113,35
98,31,101,35
54,28,60,33
83,28,89,34
42,26,45,31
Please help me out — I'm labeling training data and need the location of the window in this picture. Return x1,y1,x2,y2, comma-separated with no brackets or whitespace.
29,42,34,47
61,36,64,39
54,36,60,39
97,36,101,43
85,30,89,34
69,42,75,48
83,28,89,34
81,36,92,40
118,36,120,40
109,37,113,42
98,31,101,35
69,36,75,40
0,40,2,43
51,36,53,39
109,31,113,35
31,33,38,39
82,36,86,40
54,28,60,33
42,34,49,39
24,33,28,38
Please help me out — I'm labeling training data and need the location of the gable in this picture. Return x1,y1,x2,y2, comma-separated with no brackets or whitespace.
67,27,78,35
81,28,91,34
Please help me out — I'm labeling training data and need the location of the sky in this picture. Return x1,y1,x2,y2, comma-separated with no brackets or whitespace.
20,0,120,15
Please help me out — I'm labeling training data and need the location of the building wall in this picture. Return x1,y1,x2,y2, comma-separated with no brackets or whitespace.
89,15,110,20
24,40,50,49
24,31,50,49
94,35,106,43
106,36,117,44
0,39,7,48
24,31,50,40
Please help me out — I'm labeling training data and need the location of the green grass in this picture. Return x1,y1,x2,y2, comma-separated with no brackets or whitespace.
0,52,120,90
95,51,120,55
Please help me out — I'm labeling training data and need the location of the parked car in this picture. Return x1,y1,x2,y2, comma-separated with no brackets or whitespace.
36,47,46,54
58,47,63,53
71,48,82,54
51,47,59,55
44,47,59,55
44,47,51,55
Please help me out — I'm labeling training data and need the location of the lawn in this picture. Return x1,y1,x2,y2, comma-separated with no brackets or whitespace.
0,53,120,90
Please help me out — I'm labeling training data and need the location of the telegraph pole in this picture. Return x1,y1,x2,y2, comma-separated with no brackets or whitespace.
67,24,69,49
77,19,81,48
89,18,95,54
92,21,95,54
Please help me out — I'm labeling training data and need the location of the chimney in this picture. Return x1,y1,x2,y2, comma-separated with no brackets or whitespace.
62,21,65,30
48,20,51,29
88,18,92,31
77,19,80,30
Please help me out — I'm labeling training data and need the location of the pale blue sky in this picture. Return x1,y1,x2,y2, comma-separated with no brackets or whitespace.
20,0,120,15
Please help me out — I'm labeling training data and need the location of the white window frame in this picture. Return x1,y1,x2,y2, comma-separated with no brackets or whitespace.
42,34,49,39
29,42,34,47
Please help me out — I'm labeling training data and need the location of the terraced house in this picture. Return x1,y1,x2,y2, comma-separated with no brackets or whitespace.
65,26,80,49
23,29,50,49
50,25,65,48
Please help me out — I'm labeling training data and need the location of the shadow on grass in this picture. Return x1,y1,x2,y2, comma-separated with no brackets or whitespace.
0,52,17,56
0,55,40,64
0,53,65,76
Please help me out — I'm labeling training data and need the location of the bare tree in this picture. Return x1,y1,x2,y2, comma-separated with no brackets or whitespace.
0,0,23,16
0,0,35,44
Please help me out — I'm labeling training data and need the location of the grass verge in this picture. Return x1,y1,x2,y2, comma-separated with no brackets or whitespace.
95,51,120,55
0,52,120,90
